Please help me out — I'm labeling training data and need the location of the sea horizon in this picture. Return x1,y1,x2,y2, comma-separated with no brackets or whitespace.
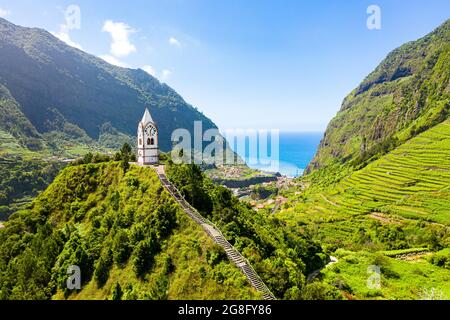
230,131,323,178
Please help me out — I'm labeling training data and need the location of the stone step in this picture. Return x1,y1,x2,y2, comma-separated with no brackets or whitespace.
157,170,275,301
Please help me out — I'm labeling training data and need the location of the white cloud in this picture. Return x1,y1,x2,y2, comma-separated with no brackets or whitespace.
0,7,11,18
102,20,136,57
169,37,181,47
99,55,129,68
161,69,172,81
51,25,83,50
142,65,156,77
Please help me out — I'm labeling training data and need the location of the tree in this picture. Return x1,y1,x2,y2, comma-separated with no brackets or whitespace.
301,282,343,300
94,248,113,287
119,143,132,173
121,157,130,173
113,230,131,266
83,152,93,164
120,143,132,157
132,238,158,278
111,282,123,300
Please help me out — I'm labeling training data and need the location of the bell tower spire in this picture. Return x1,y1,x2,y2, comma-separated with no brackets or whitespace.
137,108,159,165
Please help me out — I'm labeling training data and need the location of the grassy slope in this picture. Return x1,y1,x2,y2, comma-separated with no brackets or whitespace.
281,121,450,229
57,208,257,300
278,121,450,299
0,163,257,300
321,250,450,300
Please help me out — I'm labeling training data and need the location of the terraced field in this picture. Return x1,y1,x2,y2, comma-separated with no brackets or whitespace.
280,121,450,242
276,121,450,299
341,122,450,224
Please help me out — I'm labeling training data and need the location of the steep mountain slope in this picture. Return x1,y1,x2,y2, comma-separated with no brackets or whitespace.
282,121,450,238
0,17,216,152
0,17,229,220
307,19,450,172
277,19,450,299
0,162,257,300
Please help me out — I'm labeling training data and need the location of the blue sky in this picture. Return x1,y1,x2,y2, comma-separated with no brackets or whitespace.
0,0,449,131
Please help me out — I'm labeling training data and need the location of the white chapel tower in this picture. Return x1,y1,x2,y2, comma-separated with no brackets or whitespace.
137,108,159,165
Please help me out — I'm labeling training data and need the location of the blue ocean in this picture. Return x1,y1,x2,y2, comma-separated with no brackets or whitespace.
231,132,323,178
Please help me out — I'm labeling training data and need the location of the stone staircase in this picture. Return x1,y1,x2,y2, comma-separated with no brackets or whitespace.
155,166,276,300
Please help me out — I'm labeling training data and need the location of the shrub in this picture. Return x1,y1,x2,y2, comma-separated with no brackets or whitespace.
206,245,227,266
132,237,158,278
94,248,113,287
111,282,123,300
428,250,450,269
301,282,343,300
112,230,131,266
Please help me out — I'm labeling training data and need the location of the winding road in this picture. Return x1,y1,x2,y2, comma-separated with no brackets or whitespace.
307,256,338,282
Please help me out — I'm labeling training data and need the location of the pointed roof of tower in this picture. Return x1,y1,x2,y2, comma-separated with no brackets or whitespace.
141,108,154,124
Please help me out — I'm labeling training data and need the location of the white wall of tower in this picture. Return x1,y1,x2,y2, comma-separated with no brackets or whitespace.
137,110,159,165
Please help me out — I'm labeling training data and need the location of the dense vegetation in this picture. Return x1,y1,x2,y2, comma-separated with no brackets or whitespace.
320,250,450,299
0,162,257,300
0,16,230,221
0,157,63,220
278,121,450,299
165,161,338,299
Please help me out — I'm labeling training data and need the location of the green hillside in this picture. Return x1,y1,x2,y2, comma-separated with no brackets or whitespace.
165,162,331,299
307,19,449,173
0,17,217,153
0,16,231,220
281,121,450,245
278,123,450,300
275,19,450,299
0,162,258,300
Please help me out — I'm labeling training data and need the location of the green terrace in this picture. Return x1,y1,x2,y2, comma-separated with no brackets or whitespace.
279,120,450,246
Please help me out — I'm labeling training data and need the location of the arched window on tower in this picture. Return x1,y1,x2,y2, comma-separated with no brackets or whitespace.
150,138,155,145
147,138,151,145
139,139,142,146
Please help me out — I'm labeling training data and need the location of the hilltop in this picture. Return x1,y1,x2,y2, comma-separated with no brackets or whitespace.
0,158,336,300
0,162,258,300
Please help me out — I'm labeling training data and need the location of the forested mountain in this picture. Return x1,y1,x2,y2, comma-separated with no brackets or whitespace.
307,19,449,172
0,17,222,219
0,17,216,153
0,158,332,300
